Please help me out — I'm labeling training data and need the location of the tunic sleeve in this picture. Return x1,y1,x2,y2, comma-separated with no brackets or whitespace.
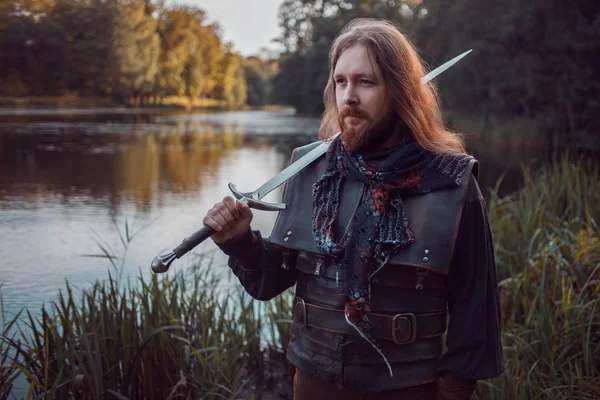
216,229,299,301
436,179,505,381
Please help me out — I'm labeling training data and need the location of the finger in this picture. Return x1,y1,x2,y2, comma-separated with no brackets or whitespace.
223,196,240,219
202,214,222,231
215,203,236,226
238,200,253,218
209,207,231,229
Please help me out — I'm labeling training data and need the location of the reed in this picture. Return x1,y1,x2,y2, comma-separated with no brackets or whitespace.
0,287,21,399
477,156,600,399
7,266,287,399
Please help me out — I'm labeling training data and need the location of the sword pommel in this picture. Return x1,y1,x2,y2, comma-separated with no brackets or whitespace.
151,251,177,273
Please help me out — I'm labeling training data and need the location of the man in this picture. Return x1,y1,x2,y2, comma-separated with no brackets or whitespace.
203,19,504,400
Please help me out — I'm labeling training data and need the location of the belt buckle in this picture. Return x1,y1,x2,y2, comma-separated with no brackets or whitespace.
294,297,307,327
392,313,417,344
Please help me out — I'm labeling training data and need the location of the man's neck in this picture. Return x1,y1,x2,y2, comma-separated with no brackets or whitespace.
377,118,407,149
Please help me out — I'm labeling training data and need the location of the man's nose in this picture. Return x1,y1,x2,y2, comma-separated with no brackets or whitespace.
343,84,358,105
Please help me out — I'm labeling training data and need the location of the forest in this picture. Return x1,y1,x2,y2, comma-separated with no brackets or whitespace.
0,0,250,107
272,0,598,149
1,0,598,147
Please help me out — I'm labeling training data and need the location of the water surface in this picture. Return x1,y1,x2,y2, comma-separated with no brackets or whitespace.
0,109,320,318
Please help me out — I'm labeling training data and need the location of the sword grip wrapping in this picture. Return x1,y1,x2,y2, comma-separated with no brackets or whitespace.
173,225,215,258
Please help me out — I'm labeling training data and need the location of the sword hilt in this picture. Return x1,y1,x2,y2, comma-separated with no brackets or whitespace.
228,182,287,211
151,182,286,273
151,226,215,273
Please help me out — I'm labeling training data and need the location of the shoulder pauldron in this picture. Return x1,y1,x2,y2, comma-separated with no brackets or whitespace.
270,141,479,275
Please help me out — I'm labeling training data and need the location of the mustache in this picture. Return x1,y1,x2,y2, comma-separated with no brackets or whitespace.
339,106,370,119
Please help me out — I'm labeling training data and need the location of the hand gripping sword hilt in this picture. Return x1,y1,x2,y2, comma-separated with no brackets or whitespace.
228,182,287,211
151,182,287,273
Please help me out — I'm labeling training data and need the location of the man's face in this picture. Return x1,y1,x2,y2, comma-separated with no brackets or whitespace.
334,43,392,152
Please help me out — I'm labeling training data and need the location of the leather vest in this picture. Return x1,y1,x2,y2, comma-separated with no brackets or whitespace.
270,141,478,392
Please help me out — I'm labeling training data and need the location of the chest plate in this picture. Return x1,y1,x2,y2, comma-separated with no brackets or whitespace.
270,141,478,275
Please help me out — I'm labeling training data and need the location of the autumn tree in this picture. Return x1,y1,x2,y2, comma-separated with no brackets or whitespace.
213,46,247,107
0,0,251,109
111,0,160,103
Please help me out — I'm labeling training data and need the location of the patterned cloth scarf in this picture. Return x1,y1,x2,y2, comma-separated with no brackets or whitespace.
312,134,473,377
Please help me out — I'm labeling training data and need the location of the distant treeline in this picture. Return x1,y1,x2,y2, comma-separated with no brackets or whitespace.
272,0,599,149
2,0,598,147
0,0,279,107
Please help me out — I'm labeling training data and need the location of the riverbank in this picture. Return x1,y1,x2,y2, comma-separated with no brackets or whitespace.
0,96,295,112
0,95,221,110
1,264,296,399
448,111,600,152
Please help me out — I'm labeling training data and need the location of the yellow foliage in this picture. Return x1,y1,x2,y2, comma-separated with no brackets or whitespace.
575,226,600,265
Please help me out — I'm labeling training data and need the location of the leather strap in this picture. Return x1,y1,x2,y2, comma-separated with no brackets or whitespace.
292,296,446,344
295,277,447,314
295,251,448,290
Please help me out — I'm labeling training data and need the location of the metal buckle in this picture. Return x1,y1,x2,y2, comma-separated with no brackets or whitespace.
392,313,417,344
294,298,307,327
281,249,290,270
415,268,429,290
314,255,324,276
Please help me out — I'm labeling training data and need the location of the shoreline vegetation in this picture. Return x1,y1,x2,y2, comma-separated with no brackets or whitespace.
1,156,599,399
0,96,291,112
0,95,223,110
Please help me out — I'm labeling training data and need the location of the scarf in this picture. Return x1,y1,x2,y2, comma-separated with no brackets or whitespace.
312,134,473,376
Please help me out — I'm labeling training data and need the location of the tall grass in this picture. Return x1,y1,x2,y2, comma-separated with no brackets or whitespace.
6,265,293,399
478,157,600,399
0,287,21,399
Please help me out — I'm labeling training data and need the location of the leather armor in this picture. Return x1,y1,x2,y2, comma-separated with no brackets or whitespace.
270,141,479,392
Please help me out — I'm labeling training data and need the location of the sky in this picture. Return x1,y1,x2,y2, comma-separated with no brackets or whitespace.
171,0,284,57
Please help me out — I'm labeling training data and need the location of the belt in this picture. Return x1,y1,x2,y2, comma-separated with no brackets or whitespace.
292,296,446,345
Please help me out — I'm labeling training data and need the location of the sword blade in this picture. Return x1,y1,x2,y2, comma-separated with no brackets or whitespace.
254,49,473,200
255,140,331,199
421,49,472,84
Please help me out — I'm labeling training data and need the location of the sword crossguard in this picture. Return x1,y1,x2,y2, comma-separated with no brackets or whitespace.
228,182,287,211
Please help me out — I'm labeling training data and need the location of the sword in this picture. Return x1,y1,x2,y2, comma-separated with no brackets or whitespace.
151,49,473,273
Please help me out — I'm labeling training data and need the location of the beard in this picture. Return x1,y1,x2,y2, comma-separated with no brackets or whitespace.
338,106,397,153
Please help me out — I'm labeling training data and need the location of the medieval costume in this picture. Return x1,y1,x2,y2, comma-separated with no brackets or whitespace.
217,135,504,399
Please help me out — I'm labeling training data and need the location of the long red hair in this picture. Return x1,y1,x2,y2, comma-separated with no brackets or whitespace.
319,19,466,155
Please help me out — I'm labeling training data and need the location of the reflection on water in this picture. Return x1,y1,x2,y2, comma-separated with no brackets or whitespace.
0,109,320,319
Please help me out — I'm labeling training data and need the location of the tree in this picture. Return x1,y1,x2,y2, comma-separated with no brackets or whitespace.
111,0,160,102
244,57,267,106
0,0,252,108
415,0,599,146
244,56,279,106
213,46,247,107
272,0,598,148
273,0,416,113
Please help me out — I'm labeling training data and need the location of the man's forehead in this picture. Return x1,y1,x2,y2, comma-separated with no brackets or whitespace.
334,44,380,77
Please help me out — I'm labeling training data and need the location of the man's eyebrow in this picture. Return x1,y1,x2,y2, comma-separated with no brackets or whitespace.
356,73,376,80
333,72,376,80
